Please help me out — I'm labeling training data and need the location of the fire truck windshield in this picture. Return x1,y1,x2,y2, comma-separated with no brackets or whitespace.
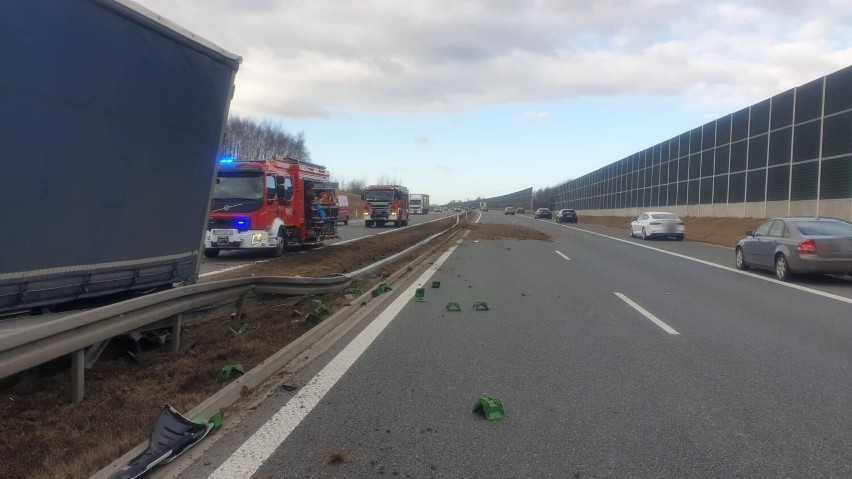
212,172,264,201
364,190,394,202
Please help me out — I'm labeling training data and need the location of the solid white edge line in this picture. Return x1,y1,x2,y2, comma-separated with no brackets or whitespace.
207,239,464,479
539,220,852,307
614,292,680,335
555,250,571,261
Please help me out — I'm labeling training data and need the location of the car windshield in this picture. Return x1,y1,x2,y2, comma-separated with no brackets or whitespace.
791,219,852,236
650,213,679,220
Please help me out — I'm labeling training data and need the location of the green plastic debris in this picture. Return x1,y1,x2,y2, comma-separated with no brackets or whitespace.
311,299,329,316
472,301,490,311
473,396,505,421
229,323,249,336
372,283,393,297
192,411,225,430
415,288,426,302
353,278,365,285
220,364,245,380
209,411,225,430
431,281,441,288
445,302,461,311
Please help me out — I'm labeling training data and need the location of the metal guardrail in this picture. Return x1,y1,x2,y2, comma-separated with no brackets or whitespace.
0,216,460,402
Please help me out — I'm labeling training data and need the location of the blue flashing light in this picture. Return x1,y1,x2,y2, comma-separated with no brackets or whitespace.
236,219,247,226
219,155,235,164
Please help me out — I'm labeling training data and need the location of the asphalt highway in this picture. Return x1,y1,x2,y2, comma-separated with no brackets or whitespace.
177,211,852,479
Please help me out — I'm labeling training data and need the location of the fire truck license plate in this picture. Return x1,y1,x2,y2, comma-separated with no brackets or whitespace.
212,229,236,235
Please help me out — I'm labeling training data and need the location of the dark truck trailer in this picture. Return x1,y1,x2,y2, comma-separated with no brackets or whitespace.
0,0,241,313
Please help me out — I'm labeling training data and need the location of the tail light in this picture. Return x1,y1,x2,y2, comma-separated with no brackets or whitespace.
796,239,816,254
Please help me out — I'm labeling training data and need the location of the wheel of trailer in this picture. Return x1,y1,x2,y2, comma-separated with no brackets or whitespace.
203,248,220,258
394,220,400,227
402,219,408,226
272,229,285,257
365,220,373,227
378,221,386,227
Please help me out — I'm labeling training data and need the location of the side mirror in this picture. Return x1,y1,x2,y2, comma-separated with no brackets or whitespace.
276,184,287,199
745,231,753,237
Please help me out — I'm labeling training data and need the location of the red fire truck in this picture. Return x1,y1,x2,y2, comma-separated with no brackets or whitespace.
204,156,340,257
362,185,410,227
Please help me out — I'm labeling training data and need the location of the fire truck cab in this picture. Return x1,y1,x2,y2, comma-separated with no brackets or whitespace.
362,185,410,227
205,157,339,257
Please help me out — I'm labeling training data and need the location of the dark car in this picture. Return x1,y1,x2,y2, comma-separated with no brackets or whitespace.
735,217,852,281
534,208,552,219
556,209,578,223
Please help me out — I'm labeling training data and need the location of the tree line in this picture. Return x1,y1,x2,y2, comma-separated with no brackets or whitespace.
221,115,310,162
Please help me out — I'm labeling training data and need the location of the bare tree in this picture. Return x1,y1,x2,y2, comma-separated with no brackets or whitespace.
221,116,311,161
375,175,403,186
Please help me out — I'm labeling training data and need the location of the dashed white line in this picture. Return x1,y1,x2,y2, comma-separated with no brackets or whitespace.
614,292,680,335
206,239,464,479
555,250,571,261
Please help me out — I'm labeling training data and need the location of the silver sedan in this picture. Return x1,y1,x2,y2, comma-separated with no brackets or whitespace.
735,217,852,281
629,212,685,240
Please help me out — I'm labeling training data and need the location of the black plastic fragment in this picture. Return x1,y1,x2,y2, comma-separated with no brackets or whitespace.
107,405,212,479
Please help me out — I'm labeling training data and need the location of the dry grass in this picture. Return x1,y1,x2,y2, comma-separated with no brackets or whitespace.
466,223,552,242
579,215,767,248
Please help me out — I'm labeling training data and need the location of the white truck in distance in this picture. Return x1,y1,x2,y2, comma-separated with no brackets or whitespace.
410,193,430,214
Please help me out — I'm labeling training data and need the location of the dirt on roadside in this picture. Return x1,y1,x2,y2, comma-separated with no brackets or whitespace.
578,215,766,247
466,223,552,242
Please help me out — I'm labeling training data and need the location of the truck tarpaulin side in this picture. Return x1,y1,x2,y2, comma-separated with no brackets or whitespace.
0,0,241,312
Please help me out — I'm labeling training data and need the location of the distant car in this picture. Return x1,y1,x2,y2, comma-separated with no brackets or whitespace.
516,207,525,214
735,217,852,281
556,209,577,223
504,207,516,215
534,208,552,219
629,212,684,240
454,207,462,212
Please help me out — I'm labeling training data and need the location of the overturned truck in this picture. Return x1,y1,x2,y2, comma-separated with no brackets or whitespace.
0,1,241,313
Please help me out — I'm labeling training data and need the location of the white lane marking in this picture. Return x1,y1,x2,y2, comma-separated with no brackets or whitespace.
199,261,270,278
546,222,852,306
614,292,680,335
555,250,571,261
475,211,482,224
207,239,464,479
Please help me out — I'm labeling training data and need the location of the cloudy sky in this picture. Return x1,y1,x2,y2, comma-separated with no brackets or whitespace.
140,0,852,204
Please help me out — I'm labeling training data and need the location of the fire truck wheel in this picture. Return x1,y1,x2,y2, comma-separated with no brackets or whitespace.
365,220,374,227
344,217,349,225
203,249,220,258
394,220,400,227
402,219,408,226
272,230,285,257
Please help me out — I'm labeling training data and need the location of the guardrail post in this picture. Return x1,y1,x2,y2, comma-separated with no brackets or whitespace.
233,293,248,323
71,349,85,404
171,314,182,353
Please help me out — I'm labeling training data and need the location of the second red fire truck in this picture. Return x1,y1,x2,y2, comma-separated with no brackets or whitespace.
361,185,410,227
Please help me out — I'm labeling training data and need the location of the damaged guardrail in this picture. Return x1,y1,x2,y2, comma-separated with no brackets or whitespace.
0,216,460,403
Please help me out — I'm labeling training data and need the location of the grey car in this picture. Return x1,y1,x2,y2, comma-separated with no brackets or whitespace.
735,217,852,281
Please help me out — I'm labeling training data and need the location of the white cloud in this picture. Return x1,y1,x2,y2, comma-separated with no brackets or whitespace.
139,0,852,118
522,111,549,120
